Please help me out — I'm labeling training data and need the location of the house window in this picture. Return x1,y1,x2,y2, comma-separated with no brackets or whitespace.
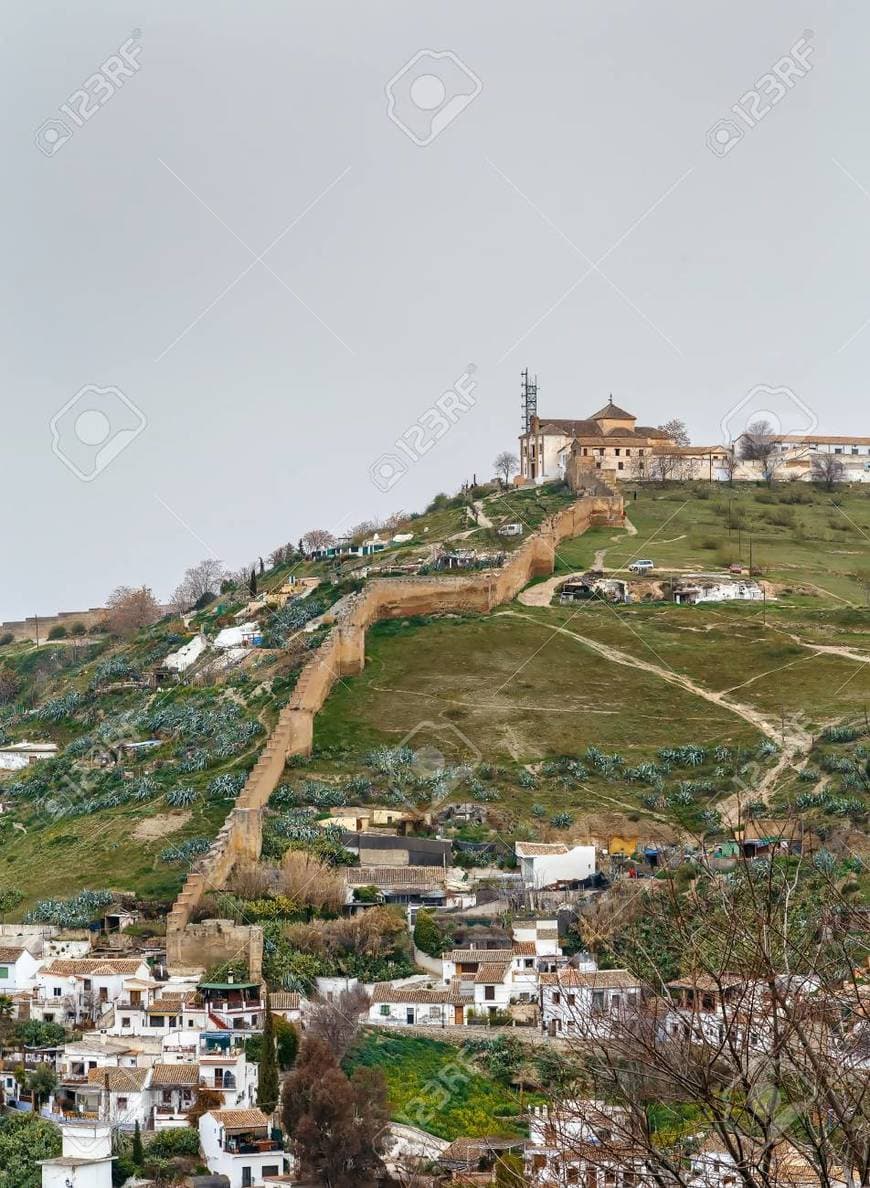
614,448,620,456
567,994,576,1006
638,448,645,455
83,979,92,991
552,992,561,1005
484,986,495,1001
582,447,588,456
626,448,631,456
117,1097,128,1111
263,1169,280,1179
525,959,534,969
0,968,8,979
379,1004,391,1016
53,988,62,997
44,1013,54,1022
592,991,605,1012
617,462,624,470
121,1017,130,1028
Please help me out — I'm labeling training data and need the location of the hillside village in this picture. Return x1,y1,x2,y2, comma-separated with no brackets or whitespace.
0,399,868,1188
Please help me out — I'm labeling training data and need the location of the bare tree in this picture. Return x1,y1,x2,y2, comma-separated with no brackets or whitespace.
302,529,336,554
658,418,691,446
494,451,520,486
104,585,162,637
740,420,781,485
647,449,687,484
811,453,846,491
170,558,226,611
306,985,371,1059
542,855,870,1188
722,447,739,485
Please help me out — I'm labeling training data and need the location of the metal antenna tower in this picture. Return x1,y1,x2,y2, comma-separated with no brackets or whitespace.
521,368,538,434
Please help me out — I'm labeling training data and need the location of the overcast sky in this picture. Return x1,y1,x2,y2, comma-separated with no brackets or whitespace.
1,0,865,620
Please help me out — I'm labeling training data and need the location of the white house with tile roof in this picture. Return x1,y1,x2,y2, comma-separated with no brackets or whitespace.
369,982,472,1026
540,968,642,1039
33,958,151,1025
515,842,596,889
199,1107,289,1187
0,944,39,991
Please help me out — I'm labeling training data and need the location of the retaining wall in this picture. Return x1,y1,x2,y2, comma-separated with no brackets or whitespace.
165,493,623,973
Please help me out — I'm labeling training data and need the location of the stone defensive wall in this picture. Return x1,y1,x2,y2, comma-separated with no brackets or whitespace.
166,492,623,973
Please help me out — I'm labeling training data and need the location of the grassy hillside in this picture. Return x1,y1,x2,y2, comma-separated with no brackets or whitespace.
1,480,867,908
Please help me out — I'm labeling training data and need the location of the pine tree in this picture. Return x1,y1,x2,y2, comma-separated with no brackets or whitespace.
259,556,265,575
257,990,280,1115
132,1119,144,1165
249,569,258,598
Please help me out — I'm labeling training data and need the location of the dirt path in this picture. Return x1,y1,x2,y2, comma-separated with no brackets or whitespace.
501,610,804,745
473,499,494,528
501,608,817,826
518,571,586,607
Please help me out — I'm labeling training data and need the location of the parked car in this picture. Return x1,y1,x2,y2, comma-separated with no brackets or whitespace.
628,559,655,573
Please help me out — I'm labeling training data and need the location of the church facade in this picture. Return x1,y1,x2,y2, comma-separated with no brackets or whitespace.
518,397,672,484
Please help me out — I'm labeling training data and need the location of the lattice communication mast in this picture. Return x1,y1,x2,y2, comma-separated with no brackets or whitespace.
521,368,538,434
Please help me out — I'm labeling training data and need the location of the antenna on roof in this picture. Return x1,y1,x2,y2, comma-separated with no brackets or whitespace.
521,368,538,434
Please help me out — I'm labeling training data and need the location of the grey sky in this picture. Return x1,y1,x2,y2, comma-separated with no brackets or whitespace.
1,0,865,620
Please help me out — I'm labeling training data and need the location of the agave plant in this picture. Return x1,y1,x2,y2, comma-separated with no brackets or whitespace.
550,811,574,829
165,786,198,808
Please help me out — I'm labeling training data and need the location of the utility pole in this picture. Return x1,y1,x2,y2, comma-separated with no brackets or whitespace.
762,587,767,627
34,614,39,646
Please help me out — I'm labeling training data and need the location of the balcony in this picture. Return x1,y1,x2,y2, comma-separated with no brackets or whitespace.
224,1136,282,1155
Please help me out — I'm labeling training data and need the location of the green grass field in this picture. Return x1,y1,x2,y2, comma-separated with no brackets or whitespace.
347,1030,533,1140
554,483,870,604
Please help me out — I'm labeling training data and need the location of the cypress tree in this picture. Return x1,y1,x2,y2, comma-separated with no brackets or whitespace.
257,989,280,1115
132,1119,144,1165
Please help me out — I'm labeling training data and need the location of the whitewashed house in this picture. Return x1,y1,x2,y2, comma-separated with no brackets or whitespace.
39,1120,114,1188
0,943,40,991
163,633,207,672
0,741,59,770
515,842,596,889
199,1108,289,1187
540,968,642,1039
525,1100,650,1187
369,983,471,1027
33,958,152,1025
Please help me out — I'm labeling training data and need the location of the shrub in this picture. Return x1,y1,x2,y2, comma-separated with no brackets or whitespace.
413,908,445,957
0,632,13,646
145,1127,200,1157
47,625,67,640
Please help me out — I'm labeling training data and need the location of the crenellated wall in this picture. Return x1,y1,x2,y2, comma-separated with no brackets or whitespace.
165,492,622,973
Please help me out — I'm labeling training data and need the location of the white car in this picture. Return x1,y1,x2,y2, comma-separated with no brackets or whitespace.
628,559,655,573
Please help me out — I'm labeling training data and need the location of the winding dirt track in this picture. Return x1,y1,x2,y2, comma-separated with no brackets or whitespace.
498,608,815,825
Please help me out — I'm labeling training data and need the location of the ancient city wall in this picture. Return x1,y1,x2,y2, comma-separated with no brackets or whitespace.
165,492,623,973
0,608,108,642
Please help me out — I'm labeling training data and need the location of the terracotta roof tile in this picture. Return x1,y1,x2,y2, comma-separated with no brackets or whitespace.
515,842,569,857
0,947,26,962
371,983,470,1005
86,1066,149,1091
540,969,640,990
211,1107,271,1129
42,959,146,977
149,1063,200,1087
474,963,510,984
346,865,445,887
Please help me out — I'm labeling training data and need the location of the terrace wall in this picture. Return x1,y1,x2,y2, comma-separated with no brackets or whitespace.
165,492,623,973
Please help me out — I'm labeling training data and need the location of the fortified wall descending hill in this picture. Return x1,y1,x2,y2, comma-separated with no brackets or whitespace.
166,492,624,975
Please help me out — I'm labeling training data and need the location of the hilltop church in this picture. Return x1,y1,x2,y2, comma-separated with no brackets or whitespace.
518,396,672,484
